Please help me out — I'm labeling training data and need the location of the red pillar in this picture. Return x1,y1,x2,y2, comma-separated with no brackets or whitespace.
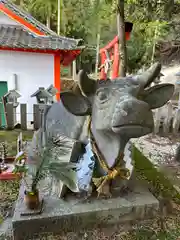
112,42,119,78
54,54,61,101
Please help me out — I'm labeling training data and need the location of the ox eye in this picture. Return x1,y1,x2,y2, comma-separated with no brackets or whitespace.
97,91,108,102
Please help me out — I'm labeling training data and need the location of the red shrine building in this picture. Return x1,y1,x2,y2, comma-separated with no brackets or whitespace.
0,0,83,122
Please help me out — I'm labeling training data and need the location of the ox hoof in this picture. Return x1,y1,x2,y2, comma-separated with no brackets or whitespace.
97,182,112,199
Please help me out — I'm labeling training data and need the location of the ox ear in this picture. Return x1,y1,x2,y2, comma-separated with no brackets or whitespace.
60,91,91,116
78,70,97,96
142,84,174,109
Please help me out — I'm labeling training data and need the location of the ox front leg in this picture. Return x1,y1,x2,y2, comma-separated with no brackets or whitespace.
92,162,112,198
111,176,129,196
97,180,112,199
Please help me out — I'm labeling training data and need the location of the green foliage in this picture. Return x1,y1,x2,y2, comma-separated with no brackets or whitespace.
26,130,79,193
17,0,180,72
0,180,20,224
48,162,79,192
132,227,180,240
12,128,79,193
127,19,169,71
27,0,57,24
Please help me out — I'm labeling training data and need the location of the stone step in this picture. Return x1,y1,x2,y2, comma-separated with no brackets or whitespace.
12,181,159,240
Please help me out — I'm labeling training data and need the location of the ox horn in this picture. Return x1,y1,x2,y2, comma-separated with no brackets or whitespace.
78,70,96,96
71,82,82,95
136,62,162,88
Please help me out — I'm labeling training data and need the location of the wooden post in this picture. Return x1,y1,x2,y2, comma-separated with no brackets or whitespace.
33,104,40,130
6,103,14,130
20,104,27,130
117,0,127,77
178,89,180,109
17,132,23,153
154,108,162,134
13,108,17,126
17,135,19,154
72,60,77,81
19,132,23,151
151,23,158,65
95,33,100,78
57,0,61,34
163,101,173,134
173,88,180,134
173,108,180,134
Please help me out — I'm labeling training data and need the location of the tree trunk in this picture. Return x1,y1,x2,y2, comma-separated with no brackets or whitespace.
57,0,61,34
117,0,127,77
20,0,23,7
72,60,77,80
151,24,158,65
147,0,152,21
95,33,100,78
46,15,51,28
164,0,174,20
16,0,23,6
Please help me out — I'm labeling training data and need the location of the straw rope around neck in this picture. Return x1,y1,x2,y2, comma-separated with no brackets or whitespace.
87,116,130,197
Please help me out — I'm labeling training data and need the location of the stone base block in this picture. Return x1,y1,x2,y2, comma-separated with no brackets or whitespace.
12,182,159,240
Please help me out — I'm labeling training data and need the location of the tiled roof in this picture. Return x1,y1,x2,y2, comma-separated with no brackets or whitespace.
0,24,84,50
0,0,56,35
31,87,52,98
0,0,82,46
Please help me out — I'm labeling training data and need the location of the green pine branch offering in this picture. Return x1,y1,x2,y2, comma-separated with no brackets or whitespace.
17,128,79,193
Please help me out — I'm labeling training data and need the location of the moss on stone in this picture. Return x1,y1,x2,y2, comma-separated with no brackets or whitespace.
133,145,180,203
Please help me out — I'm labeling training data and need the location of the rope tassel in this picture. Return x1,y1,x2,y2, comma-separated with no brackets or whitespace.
92,167,130,195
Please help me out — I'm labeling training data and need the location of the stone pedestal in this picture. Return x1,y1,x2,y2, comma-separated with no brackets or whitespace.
12,180,159,240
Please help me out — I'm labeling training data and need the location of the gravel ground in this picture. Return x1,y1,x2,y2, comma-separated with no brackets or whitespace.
0,180,19,222
132,133,180,194
132,134,179,166
1,213,180,240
